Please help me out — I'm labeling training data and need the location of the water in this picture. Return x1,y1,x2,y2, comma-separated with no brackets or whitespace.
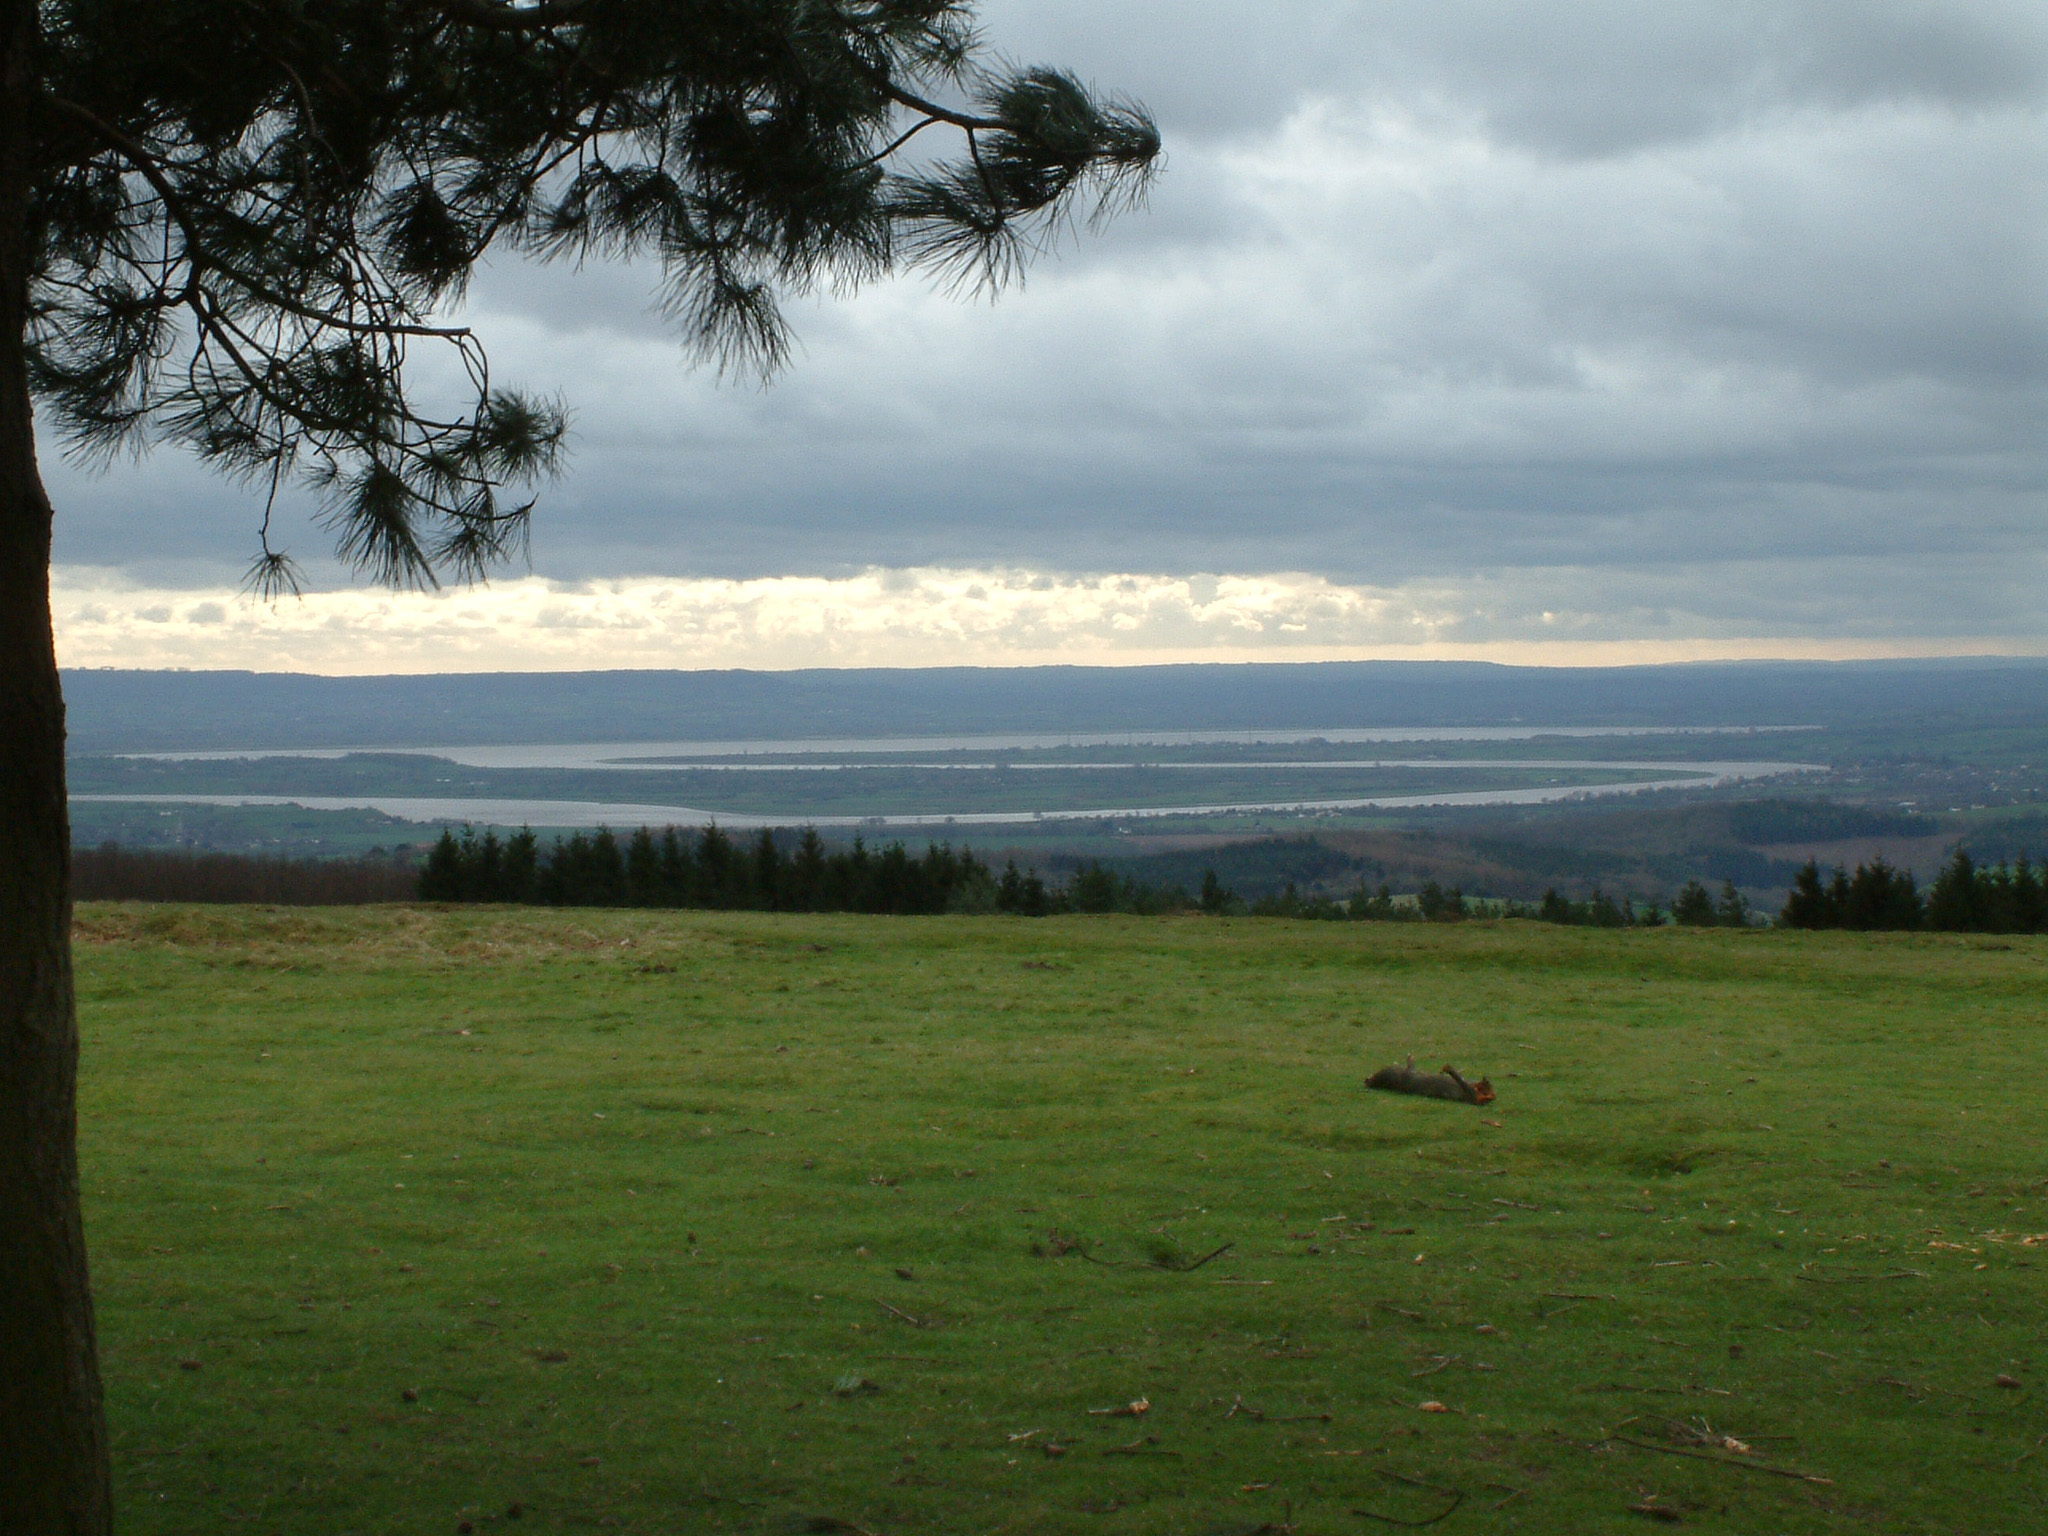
73,758,1823,830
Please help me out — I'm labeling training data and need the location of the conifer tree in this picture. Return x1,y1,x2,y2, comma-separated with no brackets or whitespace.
1827,864,1852,919
1200,868,1230,915
1071,860,1121,913
418,827,465,901
1714,879,1751,928
1672,879,1716,927
1841,858,1918,930
1418,880,1467,921
1924,848,1982,931
625,827,662,907
792,827,829,911
2,7,1155,1519
753,830,783,912
657,827,691,905
1780,860,1833,928
471,829,506,900
503,827,540,903
2011,855,2046,933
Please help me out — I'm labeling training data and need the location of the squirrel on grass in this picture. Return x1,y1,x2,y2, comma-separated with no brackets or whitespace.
1368,1056,1495,1106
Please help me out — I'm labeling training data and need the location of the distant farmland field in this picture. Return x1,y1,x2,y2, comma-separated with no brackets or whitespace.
77,906,2047,1534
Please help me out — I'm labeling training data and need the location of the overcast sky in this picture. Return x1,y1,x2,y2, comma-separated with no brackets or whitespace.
45,0,2048,671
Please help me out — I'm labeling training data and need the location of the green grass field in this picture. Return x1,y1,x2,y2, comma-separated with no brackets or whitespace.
75,906,2047,1534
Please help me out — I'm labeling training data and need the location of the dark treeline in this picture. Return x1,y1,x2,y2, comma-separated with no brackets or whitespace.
416,824,1013,914
1536,887,1641,928
1528,880,1748,927
1243,878,1492,922
72,843,417,904
1780,850,2046,933
70,829,2048,937
1243,876,1747,929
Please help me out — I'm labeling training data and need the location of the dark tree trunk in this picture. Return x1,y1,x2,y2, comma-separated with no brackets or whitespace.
0,0,113,1528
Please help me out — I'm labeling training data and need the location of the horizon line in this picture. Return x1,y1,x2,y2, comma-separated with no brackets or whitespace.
58,647,2048,680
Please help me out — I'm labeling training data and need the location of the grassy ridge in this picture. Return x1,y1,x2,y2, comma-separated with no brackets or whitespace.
77,906,2048,1534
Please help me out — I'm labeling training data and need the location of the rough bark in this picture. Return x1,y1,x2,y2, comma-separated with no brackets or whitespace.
0,0,112,1527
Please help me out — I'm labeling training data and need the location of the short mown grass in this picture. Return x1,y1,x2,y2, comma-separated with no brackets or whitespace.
77,905,2048,1534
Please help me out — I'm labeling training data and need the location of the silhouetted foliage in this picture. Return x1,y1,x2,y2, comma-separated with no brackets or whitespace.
1778,857,1931,931
1535,886,1639,927
1673,879,1718,926
421,825,1014,915
1416,881,1469,922
994,859,1052,917
1250,881,1351,920
1781,861,1832,929
1920,850,2046,934
1715,879,1753,928
1350,882,1404,921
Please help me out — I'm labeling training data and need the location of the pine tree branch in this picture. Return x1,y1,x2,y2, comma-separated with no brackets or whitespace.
46,98,474,342
881,82,1006,134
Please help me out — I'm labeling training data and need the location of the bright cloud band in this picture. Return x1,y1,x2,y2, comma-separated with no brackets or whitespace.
50,567,2045,675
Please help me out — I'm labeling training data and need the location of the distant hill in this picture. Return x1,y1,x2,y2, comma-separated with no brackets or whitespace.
60,657,2048,753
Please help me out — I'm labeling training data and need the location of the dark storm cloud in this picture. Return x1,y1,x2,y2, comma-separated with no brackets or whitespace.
47,0,2048,645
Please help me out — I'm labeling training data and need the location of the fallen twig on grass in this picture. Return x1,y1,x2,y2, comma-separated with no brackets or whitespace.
1074,1240,1236,1273
874,1299,926,1328
1353,1470,1464,1527
1224,1394,1332,1422
1541,1291,1617,1302
1158,1242,1236,1272
1411,1355,1461,1378
1102,1436,1180,1457
1794,1269,1927,1284
1088,1397,1150,1417
1610,1435,1833,1484
1616,1414,1753,1453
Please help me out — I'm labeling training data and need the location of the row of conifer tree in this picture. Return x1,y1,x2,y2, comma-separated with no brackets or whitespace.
1779,850,2046,933
413,824,2042,933
1257,878,1748,927
413,824,1186,916
417,824,1004,914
